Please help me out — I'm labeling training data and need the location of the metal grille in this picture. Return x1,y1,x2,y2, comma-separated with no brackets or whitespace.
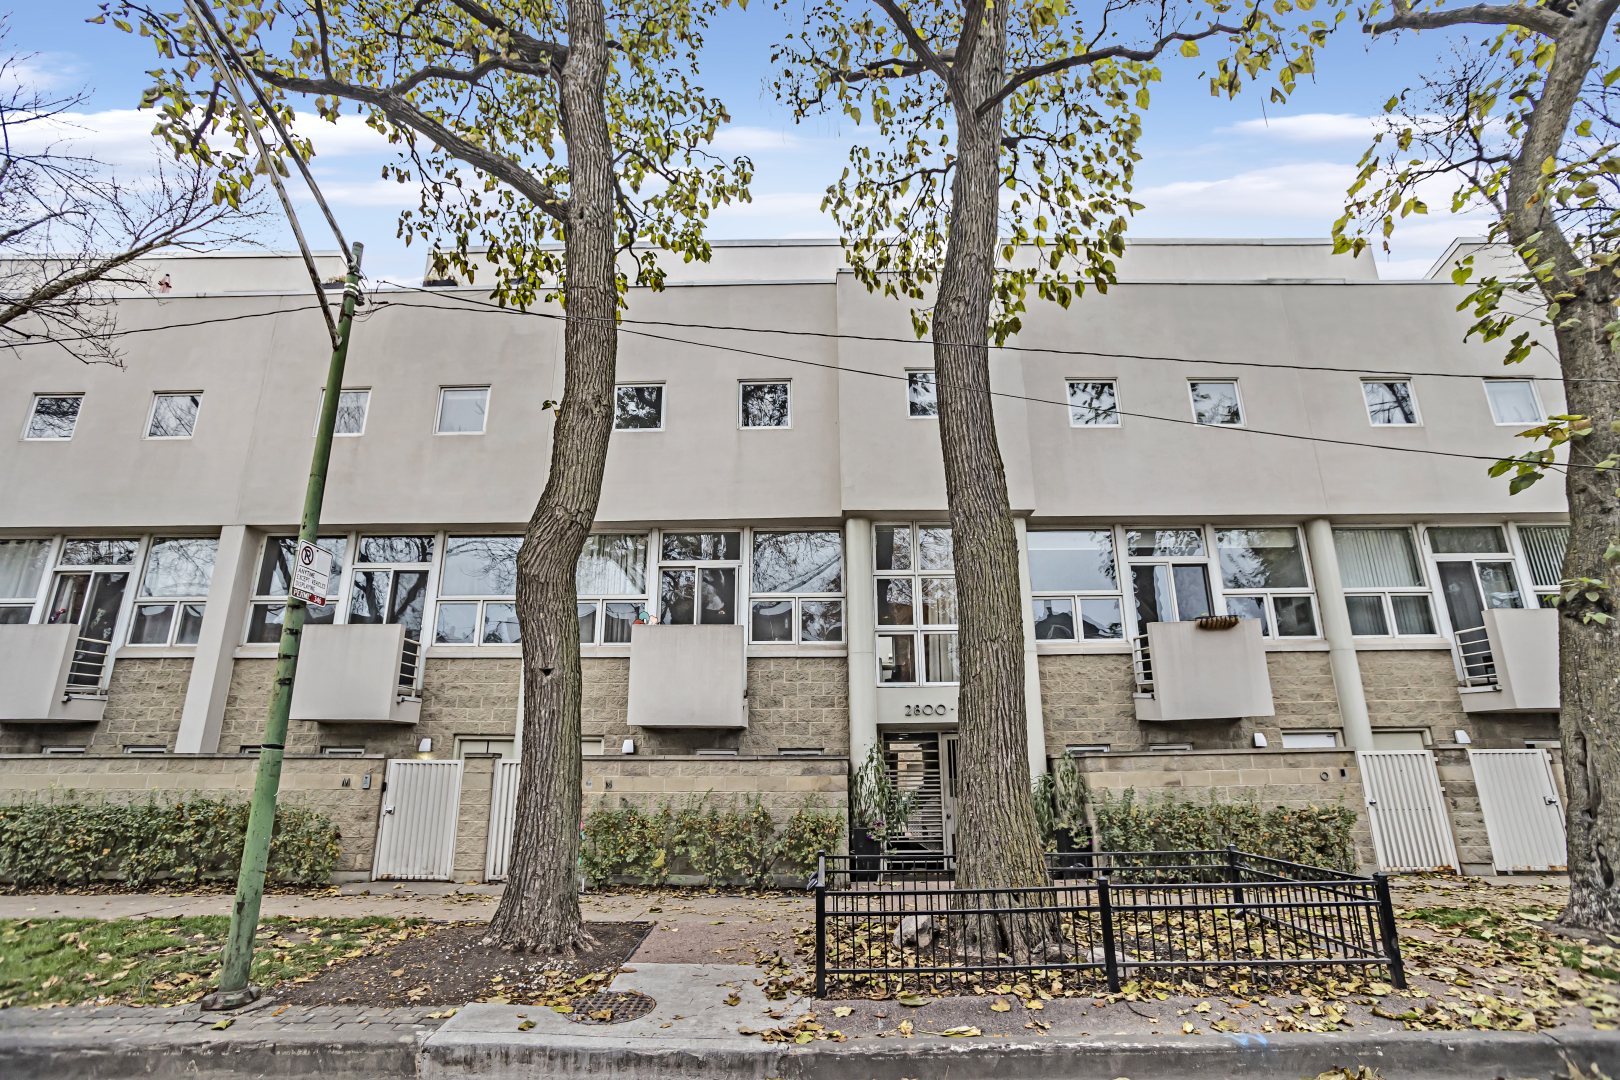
1469,749,1568,872
1518,525,1569,589
812,850,1404,997
885,734,944,861
1357,750,1459,872
1453,625,1497,687
567,991,656,1025
485,758,523,882
1131,632,1154,694
372,758,463,881
398,635,422,693
66,636,112,690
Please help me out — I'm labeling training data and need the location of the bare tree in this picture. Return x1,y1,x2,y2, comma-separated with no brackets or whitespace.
0,46,262,365
1336,0,1620,932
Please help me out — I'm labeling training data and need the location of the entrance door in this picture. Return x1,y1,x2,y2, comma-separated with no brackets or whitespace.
372,758,463,881
1131,563,1214,626
1357,750,1459,872
941,734,960,856
48,571,128,690
884,732,945,864
1469,749,1567,872
1437,559,1526,683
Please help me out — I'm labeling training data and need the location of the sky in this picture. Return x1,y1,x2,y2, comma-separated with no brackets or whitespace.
5,4,1490,285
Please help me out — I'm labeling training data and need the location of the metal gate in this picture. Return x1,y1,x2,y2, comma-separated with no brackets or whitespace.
485,758,522,882
372,759,463,881
1469,749,1567,872
1357,750,1459,872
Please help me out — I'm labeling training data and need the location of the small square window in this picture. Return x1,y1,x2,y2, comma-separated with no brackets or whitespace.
437,387,490,434
907,371,937,418
1484,380,1542,425
740,381,790,428
147,394,201,438
615,384,664,430
123,745,167,755
1189,381,1243,426
25,395,82,439
1067,380,1119,426
316,389,370,436
1362,381,1418,425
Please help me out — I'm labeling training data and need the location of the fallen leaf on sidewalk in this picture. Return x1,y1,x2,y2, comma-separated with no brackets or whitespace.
518,1021,535,1031
990,999,1011,1012
550,1005,572,1014
725,993,741,1006
940,1026,981,1037
210,1018,234,1030
897,993,930,1007
833,1007,853,1017
897,1019,914,1036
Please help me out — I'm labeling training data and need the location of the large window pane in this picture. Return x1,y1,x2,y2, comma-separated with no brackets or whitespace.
577,601,598,645
1363,381,1417,425
482,603,520,643
0,539,50,599
1428,526,1507,554
129,603,175,644
359,535,434,563
390,571,429,636
436,602,478,644
1028,531,1116,592
348,569,390,623
577,534,647,595
918,527,953,570
923,633,959,683
1274,595,1317,637
699,567,737,624
1478,562,1524,609
443,536,521,595
907,372,937,417
660,568,695,625
1033,598,1075,640
437,387,489,433
1216,528,1307,590
614,384,664,430
0,606,30,624
1334,528,1423,588
1173,564,1213,621
800,600,844,642
740,382,790,427
60,539,138,566
1485,380,1541,424
1080,597,1123,640
752,600,793,642
876,578,914,626
874,525,912,571
1345,595,1390,636
1391,594,1436,635
148,394,201,438
1189,381,1243,425
1225,595,1269,634
1067,380,1119,426
1519,525,1569,588
1125,529,1204,557
256,536,346,596
141,537,218,597
661,532,740,561
921,577,958,625
604,602,638,643
248,601,332,644
752,532,842,593
1132,564,1172,625
877,635,915,683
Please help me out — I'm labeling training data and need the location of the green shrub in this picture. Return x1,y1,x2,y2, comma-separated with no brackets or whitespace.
1093,788,1359,872
0,793,340,888
674,793,777,889
775,797,844,875
580,802,673,887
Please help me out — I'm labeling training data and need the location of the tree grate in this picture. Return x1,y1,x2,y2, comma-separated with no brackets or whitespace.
567,990,656,1025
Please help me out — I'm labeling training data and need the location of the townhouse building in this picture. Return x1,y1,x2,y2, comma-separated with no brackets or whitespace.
0,238,1571,879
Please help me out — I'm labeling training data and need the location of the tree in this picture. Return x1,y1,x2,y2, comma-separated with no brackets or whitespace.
108,0,750,952
1336,0,1620,931
0,39,262,365
772,0,1339,903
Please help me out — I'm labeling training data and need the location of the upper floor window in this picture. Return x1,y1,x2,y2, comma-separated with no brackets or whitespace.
659,532,739,625
129,537,217,645
1067,380,1120,427
1215,527,1317,637
1484,379,1542,425
436,387,490,434
750,531,844,643
1362,380,1419,426
435,535,520,645
316,388,369,436
740,381,790,428
875,523,956,684
1189,381,1243,426
147,394,201,439
906,371,937,418
1334,526,1435,636
247,536,347,643
26,394,82,440
0,539,50,623
1518,524,1569,605
577,533,649,644
1029,530,1123,641
615,384,664,430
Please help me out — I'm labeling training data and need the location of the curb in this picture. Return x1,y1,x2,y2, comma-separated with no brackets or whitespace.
0,1026,423,1080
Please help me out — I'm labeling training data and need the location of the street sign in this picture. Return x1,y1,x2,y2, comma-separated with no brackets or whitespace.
289,540,332,605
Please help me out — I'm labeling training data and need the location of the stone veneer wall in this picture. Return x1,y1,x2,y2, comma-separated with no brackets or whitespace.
582,754,848,823
1357,649,1559,748
0,754,385,877
0,657,194,756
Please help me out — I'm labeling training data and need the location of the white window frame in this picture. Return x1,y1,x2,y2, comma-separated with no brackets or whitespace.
614,383,666,432
577,532,652,648
244,533,354,645
1509,521,1570,607
1213,526,1321,639
1360,379,1421,427
24,393,84,440
1121,524,1218,639
315,387,370,437
47,535,146,685
739,380,791,430
0,536,59,624
1065,379,1121,427
435,385,491,435
1187,380,1245,428
1419,522,1532,640
1335,526,1440,639
905,370,938,419
1482,379,1545,426
1028,528,1126,646
747,529,846,646
431,534,522,649
126,536,218,648
1280,731,1340,749
144,393,203,440
874,522,957,686
655,529,744,628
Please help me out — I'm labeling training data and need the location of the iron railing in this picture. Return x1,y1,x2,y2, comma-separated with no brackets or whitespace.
812,848,1404,997
398,634,422,694
1130,632,1154,695
1453,625,1497,687
66,635,113,691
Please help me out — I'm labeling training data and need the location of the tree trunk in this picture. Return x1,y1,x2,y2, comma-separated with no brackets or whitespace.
485,0,618,953
936,2,1050,902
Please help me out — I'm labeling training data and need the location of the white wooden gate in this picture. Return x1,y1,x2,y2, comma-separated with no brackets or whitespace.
1357,750,1459,872
1469,749,1567,872
372,759,463,881
485,759,522,882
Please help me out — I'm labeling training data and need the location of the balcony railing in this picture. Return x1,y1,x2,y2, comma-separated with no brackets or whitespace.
398,635,422,695
1453,625,1497,688
1131,632,1154,695
65,635,113,692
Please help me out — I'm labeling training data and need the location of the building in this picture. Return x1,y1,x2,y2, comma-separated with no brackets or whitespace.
0,239,1571,879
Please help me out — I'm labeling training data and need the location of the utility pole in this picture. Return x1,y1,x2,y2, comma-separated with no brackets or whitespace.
202,243,363,1010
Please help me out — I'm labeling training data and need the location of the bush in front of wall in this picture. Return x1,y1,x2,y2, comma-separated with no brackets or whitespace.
0,792,340,888
674,793,778,889
1093,787,1359,872
580,801,674,888
774,797,845,876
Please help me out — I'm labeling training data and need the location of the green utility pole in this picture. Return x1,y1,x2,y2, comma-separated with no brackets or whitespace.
203,244,363,1010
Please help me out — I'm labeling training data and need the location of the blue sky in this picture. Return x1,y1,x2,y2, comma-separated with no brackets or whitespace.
7,4,1486,284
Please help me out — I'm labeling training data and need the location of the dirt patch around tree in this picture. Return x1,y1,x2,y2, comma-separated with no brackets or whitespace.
274,920,653,1008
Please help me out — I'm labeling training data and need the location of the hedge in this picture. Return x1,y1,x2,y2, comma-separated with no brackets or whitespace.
1093,787,1360,872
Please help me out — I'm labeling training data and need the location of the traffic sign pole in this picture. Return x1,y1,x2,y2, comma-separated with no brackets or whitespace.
204,244,363,1009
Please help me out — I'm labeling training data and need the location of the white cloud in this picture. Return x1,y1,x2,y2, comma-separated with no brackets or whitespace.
291,177,425,208
0,52,87,93
1216,113,1384,143
710,125,811,154
1139,162,1357,219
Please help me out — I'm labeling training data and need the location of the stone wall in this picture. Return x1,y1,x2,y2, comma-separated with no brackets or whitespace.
1432,745,1492,874
0,657,194,755
581,754,848,820
453,755,496,882
0,753,385,877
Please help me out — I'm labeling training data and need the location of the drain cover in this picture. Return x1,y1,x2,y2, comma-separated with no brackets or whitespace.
567,990,656,1025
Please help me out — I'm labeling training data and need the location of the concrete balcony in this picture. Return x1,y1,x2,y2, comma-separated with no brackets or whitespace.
289,623,422,724
1132,618,1276,722
627,623,748,729
0,623,111,723
1454,608,1560,714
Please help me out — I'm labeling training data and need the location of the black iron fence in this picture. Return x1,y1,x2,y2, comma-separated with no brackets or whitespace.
811,847,1405,997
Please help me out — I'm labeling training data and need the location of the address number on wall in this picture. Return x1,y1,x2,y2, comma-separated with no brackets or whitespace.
903,704,952,717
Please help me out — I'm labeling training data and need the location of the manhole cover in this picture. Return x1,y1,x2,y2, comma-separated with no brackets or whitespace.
567,990,656,1025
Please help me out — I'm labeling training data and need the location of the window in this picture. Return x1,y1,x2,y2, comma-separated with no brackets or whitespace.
1149,742,1193,752
1426,525,1524,637
348,537,434,657
1281,731,1339,749
0,538,50,623
1126,528,1214,630
247,535,348,643
614,384,664,430
1028,530,1123,641
1362,380,1418,425
435,536,521,646
49,539,137,688
875,524,956,684
436,386,490,434
1518,524,1569,605
581,737,606,756
1189,381,1243,426
454,737,516,758
659,532,740,626
316,388,369,436
146,394,201,438
128,537,217,645
1484,380,1542,425
1067,380,1120,427
42,745,85,755
749,531,844,643
906,371,937,418
779,747,826,756
322,746,365,758
740,381,790,428
25,394,82,439
577,533,649,644
1216,527,1318,637
123,745,167,755
1065,744,1110,755
1334,527,1436,636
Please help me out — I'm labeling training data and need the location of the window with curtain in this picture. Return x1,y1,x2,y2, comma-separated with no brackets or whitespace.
1518,525,1568,605
576,534,648,645
1333,527,1437,636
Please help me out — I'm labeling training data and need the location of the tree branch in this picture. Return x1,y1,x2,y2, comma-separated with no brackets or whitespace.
1365,0,1568,39
447,0,570,70
872,0,965,102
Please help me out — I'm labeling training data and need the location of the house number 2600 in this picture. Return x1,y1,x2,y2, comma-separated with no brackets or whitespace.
903,704,950,717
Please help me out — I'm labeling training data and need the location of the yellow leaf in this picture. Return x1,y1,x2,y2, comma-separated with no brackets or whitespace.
897,1019,914,1036
1025,999,1044,1010
551,1005,572,1014
211,1018,234,1030
941,1026,981,1037
991,999,1012,1012
833,1007,853,1017
518,1020,535,1031
1182,1022,1197,1034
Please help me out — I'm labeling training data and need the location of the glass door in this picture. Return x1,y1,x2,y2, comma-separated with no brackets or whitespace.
1130,563,1213,627
49,571,128,689
1436,559,1522,685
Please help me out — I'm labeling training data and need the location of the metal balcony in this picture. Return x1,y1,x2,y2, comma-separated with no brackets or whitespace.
1455,608,1560,714
289,623,423,724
